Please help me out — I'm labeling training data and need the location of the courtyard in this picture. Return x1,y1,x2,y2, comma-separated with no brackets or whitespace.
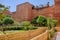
0,0,60,40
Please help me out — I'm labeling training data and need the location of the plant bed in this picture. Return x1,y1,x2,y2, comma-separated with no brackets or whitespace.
0,27,47,40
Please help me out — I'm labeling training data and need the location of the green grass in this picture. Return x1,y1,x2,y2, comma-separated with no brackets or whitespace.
0,30,25,34
0,31,4,34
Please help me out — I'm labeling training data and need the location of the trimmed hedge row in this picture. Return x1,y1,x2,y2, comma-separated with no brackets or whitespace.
3,26,37,31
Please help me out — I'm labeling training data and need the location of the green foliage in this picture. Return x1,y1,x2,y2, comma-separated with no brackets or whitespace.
0,4,5,8
0,20,3,25
0,13,13,26
32,15,47,26
3,14,11,18
47,18,52,29
52,19,58,27
0,4,9,13
21,21,37,30
28,24,36,30
0,13,4,20
36,15,47,26
47,18,58,29
21,21,31,26
13,21,20,26
47,31,55,40
3,25,37,31
3,18,14,25
0,4,11,26
32,16,38,24
32,15,58,30
49,31,54,38
3,27,22,31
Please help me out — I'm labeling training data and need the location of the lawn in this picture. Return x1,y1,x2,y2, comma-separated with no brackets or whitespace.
0,30,25,34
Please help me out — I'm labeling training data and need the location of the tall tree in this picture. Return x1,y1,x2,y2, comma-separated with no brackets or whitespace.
0,4,9,34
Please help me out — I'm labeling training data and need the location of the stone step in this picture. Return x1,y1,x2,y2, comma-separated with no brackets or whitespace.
55,32,60,40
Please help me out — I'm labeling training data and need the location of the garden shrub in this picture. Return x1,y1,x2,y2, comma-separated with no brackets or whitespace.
13,21,20,26
47,31,55,40
21,21,31,26
3,14,11,18
32,15,47,26
3,23,37,31
47,18,52,29
3,27,22,31
52,19,58,27
47,18,58,29
28,24,37,30
3,26,37,31
20,21,37,30
32,16,38,24
49,31,54,38
3,17,14,25
0,20,3,25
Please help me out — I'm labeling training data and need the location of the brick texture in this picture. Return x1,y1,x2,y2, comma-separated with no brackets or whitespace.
3,0,60,26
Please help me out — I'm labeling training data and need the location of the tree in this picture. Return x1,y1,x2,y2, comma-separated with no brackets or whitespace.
0,4,9,22
47,18,58,40
0,4,5,8
20,21,36,30
52,19,58,27
36,15,47,26
32,15,47,26
32,16,38,24
47,18,52,30
0,4,10,34
3,18,14,25
47,18,58,30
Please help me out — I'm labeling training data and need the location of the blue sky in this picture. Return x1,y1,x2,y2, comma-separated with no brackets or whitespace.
0,0,54,12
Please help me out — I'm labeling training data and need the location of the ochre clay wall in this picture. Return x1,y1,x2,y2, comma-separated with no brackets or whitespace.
14,2,33,22
12,2,56,23
55,27,60,32
55,0,60,25
3,0,60,25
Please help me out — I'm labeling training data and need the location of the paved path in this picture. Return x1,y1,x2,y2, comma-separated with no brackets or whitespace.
30,31,47,40
56,32,60,40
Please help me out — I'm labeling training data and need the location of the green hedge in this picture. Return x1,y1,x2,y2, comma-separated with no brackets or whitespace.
3,26,37,31
3,27,22,31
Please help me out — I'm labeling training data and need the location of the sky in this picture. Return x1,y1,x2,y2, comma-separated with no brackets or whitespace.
0,0,54,12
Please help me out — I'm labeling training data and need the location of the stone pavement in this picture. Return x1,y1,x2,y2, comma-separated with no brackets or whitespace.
56,32,60,40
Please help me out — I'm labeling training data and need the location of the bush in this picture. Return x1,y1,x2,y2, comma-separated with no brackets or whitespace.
32,15,58,30
21,24,37,30
47,18,58,29
32,15,47,26
0,13,14,26
32,16,38,24
0,20,3,25
48,31,55,40
3,21,37,31
3,14,11,18
52,19,58,27
21,21,31,26
3,26,22,31
50,31,54,38
20,21,37,30
47,18,52,29
3,25,37,31
3,18,14,25
28,24,37,30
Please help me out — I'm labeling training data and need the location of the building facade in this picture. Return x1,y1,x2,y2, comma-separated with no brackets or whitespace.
4,0,60,26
